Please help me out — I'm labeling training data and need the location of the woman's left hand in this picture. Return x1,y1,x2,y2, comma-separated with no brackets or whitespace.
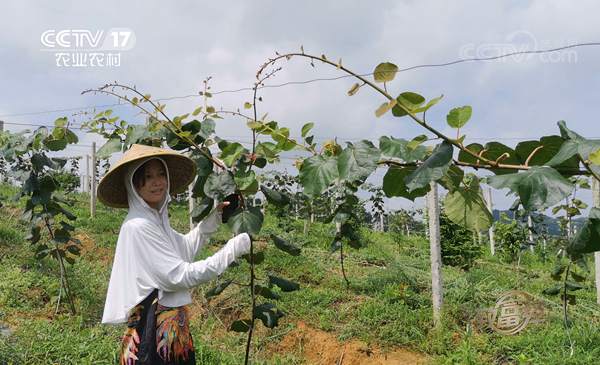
216,201,230,212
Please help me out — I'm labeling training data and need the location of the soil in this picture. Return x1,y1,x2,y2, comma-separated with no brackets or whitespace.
273,321,428,365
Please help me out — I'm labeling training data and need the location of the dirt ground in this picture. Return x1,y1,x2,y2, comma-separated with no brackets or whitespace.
274,321,428,365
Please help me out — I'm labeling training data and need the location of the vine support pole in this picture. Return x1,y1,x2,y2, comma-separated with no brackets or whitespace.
90,142,97,218
592,178,600,305
426,181,443,328
85,154,90,193
527,214,534,253
485,187,496,256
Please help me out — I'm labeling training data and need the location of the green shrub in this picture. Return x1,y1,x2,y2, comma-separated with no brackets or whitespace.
440,213,481,270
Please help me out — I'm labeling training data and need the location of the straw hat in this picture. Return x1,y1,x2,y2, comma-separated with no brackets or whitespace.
97,144,197,208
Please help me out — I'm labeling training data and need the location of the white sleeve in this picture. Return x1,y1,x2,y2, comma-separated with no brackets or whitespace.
133,221,249,292
172,208,222,260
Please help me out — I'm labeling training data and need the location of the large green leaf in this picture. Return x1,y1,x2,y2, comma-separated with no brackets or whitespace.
379,136,428,163
547,121,600,166
443,177,492,231
227,207,264,235
299,155,339,197
567,208,600,256
515,135,579,172
203,172,236,200
382,166,430,200
337,140,380,182
487,166,573,211
481,142,521,175
404,141,453,192
97,138,122,159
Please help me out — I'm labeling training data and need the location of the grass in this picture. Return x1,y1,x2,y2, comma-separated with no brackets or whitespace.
1,183,599,364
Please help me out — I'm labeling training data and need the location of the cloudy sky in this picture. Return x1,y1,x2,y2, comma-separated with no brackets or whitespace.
1,0,599,211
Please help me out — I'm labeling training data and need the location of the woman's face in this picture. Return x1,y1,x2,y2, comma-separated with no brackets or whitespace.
135,159,168,209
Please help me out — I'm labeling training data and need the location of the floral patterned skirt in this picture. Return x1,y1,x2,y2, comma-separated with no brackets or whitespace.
119,290,196,365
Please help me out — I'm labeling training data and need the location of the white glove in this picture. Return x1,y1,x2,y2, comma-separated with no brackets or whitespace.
231,232,252,257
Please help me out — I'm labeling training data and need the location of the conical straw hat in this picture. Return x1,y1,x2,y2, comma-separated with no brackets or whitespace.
97,144,197,208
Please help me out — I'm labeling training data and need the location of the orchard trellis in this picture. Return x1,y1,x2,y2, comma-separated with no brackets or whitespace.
1,48,600,362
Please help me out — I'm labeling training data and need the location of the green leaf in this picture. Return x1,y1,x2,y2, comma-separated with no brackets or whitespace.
227,207,264,235
337,140,380,182
301,122,314,137
413,95,444,113
373,62,399,83
567,208,600,256
268,275,300,292
515,136,578,169
203,172,236,200
391,92,426,117
253,303,284,328
546,121,600,166
255,285,281,300
542,285,561,296
487,167,574,211
481,142,521,175
234,170,257,192
220,142,247,167
382,167,430,201
270,234,301,256
379,136,428,163
551,263,566,281
457,143,484,165
205,279,233,298
54,117,68,127
191,197,214,223
260,186,290,207
405,141,453,192
589,148,600,165
97,138,122,159
43,136,67,151
566,281,585,292
443,177,492,231
299,155,339,197
230,319,252,332
446,106,472,129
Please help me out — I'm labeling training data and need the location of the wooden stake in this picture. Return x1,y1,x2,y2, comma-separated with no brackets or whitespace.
90,143,97,217
485,187,496,256
427,181,443,327
592,178,600,305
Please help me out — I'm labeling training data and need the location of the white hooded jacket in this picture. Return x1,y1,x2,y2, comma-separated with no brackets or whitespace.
102,156,250,324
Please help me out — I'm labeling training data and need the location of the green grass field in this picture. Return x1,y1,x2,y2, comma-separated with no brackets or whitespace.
1,184,599,364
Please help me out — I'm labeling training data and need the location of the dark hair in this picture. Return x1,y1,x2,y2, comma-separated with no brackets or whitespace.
132,159,165,189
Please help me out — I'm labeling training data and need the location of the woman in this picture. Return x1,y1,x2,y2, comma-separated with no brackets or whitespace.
98,144,250,364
